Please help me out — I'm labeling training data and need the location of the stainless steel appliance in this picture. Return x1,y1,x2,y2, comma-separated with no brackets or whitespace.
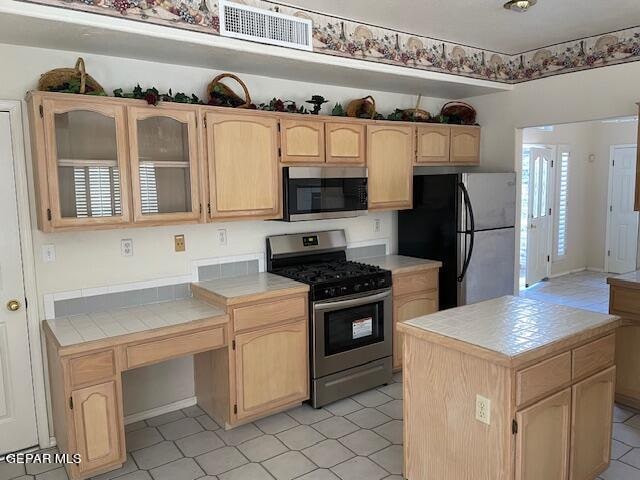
282,167,368,221
267,230,392,407
398,173,516,309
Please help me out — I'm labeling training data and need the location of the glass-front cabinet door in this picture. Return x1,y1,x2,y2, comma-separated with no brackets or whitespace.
128,106,200,223
42,98,131,228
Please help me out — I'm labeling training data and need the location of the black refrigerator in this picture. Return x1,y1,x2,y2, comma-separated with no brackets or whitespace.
398,173,516,310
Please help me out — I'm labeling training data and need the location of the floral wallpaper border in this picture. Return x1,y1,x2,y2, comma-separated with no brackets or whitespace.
19,0,640,84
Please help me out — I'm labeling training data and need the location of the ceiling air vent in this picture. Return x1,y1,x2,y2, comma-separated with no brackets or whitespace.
219,0,313,51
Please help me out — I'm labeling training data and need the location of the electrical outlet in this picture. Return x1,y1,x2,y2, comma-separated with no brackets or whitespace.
374,218,381,233
217,229,228,246
42,244,56,263
121,239,133,257
476,395,491,425
174,234,186,252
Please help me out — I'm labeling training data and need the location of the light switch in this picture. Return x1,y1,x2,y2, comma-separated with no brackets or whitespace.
42,244,56,263
217,229,228,246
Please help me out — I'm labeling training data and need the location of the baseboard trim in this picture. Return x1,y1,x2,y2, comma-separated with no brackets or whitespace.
124,397,198,425
548,267,587,279
586,267,605,272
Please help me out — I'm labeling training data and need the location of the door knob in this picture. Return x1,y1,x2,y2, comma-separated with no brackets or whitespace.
6,300,20,312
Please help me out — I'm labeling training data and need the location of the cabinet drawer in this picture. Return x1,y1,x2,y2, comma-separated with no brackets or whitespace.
393,270,438,297
610,286,640,317
516,351,572,406
69,350,116,387
126,327,225,369
233,296,307,333
572,334,615,380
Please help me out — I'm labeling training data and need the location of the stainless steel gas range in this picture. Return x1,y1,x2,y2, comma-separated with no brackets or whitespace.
267,230,392,408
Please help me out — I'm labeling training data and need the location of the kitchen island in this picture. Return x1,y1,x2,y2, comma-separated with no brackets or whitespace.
398,296,620,480
608,271,640,409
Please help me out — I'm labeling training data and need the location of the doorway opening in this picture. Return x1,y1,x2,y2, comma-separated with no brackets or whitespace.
519,117,639,291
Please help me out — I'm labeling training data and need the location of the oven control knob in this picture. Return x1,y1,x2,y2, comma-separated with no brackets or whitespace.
340,286,348,294
354,284,361,292
378,278,387,287
325,287,335,297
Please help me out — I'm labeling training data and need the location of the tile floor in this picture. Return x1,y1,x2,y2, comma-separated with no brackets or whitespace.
1,374,405,480
2,270,635,480
4,378,640,480
519,270,610,314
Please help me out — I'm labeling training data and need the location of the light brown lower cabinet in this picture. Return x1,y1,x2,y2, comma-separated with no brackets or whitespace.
615,326,640,407
72,382,124,476
515,388,572,480
608,279,640,409
401,328,617,480
391,268,439,370
234,319,308,420
193,290,310,428
393,289,438,370
570,367,616,480
515,367,616,480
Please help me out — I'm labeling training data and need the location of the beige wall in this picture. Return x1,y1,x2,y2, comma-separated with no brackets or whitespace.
587,120,638,270
523,123,591,276
8,40,640,424
1,42,453,418
468,62,640,289
522,119,638,277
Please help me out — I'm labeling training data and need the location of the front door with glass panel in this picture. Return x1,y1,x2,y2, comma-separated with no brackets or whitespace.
526,147,554,287
42,98,131,228
128,106,200,223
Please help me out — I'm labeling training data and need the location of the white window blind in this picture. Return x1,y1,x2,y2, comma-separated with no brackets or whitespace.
73,166,121,217
556,151,570,258
139,163,159,214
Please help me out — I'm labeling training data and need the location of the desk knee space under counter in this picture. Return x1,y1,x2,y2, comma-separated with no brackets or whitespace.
43,298,228,480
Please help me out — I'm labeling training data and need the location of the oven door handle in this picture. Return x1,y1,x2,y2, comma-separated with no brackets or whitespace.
313,290,391,311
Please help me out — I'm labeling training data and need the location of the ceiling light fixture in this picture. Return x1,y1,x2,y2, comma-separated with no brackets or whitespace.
503,0,537,12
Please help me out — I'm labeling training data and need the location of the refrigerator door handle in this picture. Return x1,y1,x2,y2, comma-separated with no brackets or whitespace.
457,182,475,283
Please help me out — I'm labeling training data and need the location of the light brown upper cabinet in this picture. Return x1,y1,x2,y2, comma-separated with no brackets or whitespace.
205,112,281,221
325,121,366,165
450,126,481,165
280,119,325,164
366,124,414,211
416,125,450,164
128,106,200,224
31,94,132,231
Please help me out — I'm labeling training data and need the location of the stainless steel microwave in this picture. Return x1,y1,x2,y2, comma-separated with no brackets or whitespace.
282,167,368,222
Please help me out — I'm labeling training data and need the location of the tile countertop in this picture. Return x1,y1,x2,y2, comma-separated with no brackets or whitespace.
45,298,226,348
400,295,620,365
192,272,309,306
360,255,442,274
607,271,640,289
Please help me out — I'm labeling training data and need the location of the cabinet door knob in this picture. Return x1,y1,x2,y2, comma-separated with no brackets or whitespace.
6,300,20,312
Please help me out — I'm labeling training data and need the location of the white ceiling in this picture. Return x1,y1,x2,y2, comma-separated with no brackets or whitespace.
279,0,640,54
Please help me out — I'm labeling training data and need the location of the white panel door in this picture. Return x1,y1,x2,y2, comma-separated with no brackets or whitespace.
608,146,639,274
0,112,37,453
526,147,553,287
